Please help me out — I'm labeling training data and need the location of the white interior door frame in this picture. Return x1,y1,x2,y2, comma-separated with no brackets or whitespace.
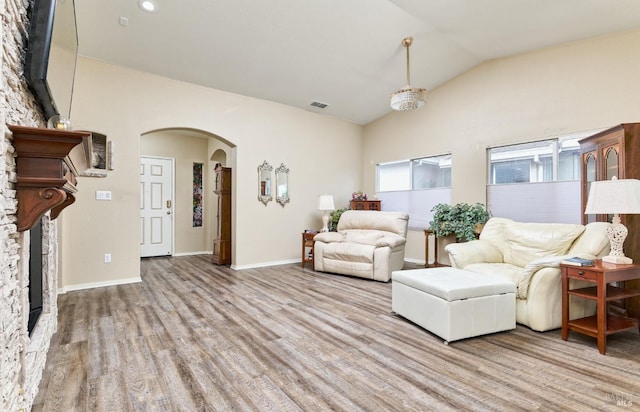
140,155,175,257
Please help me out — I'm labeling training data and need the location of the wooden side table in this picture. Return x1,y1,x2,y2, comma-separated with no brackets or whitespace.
302,231,318,269
561,260,640,354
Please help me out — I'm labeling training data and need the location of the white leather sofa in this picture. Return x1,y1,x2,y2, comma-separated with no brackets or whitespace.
313,210,409,282
444,217,611,332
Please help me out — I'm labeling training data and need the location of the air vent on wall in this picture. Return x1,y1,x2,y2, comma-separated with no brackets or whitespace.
310,101,329,109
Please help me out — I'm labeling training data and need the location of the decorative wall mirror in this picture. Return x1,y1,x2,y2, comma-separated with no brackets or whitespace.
257,160,273,205
275,163,290,206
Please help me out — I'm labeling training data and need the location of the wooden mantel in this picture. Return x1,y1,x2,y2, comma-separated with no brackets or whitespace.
8,125,89,232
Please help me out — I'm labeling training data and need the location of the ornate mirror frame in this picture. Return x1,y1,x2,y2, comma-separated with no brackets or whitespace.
275,163,290,207
257,160,273,205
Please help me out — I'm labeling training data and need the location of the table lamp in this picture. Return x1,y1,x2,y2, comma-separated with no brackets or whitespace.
584,177,640,264
317,194,335,232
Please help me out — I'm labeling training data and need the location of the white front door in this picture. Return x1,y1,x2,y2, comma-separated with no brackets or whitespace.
140,156,174,257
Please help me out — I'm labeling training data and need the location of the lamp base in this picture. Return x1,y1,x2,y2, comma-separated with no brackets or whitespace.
602,255,633,265
321,211,330,232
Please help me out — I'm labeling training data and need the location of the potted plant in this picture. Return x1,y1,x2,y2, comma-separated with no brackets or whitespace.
329,207,348,231
428,202,490,241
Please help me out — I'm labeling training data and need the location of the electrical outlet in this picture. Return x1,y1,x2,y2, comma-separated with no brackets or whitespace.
104,253,111,263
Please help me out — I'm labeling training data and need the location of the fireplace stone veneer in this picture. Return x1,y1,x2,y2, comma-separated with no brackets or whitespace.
1,0,63,410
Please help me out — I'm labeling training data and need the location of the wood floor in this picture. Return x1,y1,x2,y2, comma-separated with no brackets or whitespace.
33,256,640,411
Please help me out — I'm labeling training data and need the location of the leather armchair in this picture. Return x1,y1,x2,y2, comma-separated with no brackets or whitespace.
313,210,409,282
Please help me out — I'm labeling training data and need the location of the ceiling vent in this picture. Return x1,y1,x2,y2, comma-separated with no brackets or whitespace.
310,101,329,109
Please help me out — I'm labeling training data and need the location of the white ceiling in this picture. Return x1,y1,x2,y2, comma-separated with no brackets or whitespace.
74,0,640,125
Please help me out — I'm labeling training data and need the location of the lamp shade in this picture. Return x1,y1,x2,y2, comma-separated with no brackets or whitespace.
584,178,640,214
317,194,335,211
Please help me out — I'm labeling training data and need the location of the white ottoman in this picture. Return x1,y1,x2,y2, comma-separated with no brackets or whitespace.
392,267,515,343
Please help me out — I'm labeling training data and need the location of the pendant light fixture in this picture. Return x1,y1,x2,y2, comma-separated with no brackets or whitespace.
390,37,426,111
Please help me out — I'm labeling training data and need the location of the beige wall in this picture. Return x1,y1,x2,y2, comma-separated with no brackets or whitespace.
61,29,640,286
60,57,363,289
365,29,640,263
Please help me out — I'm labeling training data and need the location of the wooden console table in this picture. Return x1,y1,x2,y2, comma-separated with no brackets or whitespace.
349,200,380,211
561,260,640,354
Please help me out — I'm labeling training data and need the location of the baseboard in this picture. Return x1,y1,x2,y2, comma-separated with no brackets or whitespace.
231,258,300,270
173,251,210,257
232,258,423,271
404,257,426,265
58,277,142,294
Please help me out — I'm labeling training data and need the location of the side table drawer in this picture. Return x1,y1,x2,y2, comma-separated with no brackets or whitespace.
565,267,599,281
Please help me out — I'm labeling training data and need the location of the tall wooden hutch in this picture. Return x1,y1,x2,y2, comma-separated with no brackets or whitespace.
579,123,640,316
212,164,232,265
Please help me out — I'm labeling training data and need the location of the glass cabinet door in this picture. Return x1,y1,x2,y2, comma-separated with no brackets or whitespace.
604,145,619,180
584,153,597,224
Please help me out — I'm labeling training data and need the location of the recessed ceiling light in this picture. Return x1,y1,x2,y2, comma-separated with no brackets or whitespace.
138,0,158,13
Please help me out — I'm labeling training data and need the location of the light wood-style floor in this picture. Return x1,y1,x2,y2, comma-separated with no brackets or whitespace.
33,256,640,411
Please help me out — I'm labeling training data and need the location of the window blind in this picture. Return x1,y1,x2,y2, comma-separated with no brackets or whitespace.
487,181,581,224
376,188,452,230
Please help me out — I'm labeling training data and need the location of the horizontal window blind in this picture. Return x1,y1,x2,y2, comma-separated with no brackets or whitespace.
376,188,451,230
487,181,581,224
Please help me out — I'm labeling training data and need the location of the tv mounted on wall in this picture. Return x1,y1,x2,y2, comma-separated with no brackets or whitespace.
24,0,78,121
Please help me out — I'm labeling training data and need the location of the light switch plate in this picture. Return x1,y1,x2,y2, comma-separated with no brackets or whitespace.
96,190,112,200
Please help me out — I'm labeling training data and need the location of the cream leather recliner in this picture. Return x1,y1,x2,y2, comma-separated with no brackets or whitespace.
444,217,611,332
313,210,409,282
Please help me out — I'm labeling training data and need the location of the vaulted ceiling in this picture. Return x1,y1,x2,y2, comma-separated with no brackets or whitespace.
75,0,640,125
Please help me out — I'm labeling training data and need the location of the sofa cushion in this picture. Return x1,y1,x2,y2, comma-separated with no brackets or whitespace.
322,242,375,263
343,230,384,246
502,223,585,267
479,217,514,252
376,233,406,248
567,222,611,257
314,231,344,243
337,210,409,237
464,262,522,284
446,240,503,269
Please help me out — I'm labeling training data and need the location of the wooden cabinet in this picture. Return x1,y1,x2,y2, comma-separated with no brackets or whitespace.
212,164,232,265
349,200,381,211
579,123,640,316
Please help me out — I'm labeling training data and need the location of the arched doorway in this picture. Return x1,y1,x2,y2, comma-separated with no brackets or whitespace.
139,128,235,259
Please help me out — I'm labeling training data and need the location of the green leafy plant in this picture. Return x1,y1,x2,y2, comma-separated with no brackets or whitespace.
428,202,490,241
329,207,348,231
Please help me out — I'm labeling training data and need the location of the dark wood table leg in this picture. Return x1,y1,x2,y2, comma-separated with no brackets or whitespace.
597,274,607,355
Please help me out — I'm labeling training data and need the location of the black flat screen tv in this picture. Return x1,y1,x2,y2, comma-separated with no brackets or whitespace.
24,0,78,121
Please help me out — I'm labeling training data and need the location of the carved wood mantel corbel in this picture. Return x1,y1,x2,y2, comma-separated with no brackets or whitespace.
8,125,88,232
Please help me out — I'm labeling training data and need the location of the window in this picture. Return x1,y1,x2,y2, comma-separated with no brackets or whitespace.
378,154,451,192
486,130,597,224
488,137,580,185
376,154,452,230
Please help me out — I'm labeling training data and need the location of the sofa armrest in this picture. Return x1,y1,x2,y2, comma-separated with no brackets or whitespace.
445,240,503,268
376,234,406,248
314,232,344,243
515,253,596,299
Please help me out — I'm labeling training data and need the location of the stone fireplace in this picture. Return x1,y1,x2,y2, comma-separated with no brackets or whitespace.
1,0,61,410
